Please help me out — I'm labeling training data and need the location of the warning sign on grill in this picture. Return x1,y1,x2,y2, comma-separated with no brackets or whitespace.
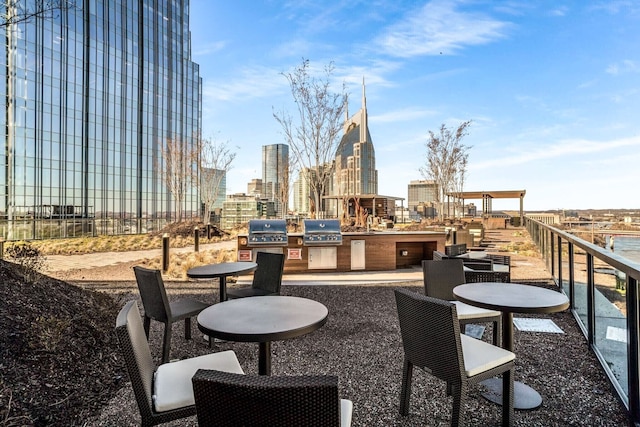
288,248,302,260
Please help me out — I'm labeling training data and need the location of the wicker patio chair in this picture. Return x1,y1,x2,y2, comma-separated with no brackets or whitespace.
462,259,494,270
432,250,448,261
133,266,210,364
464,269,511,284
445,243,468,257
393,288,515,427
192,369,353,427
115,301,244,427
423,259,501,345
227,251,285,299
486,254,511,268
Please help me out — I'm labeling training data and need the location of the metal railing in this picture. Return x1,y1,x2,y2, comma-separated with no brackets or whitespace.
525,217,640,424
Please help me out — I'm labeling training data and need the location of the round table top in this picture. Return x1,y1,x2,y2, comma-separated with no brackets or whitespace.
197,296,328,342
453,282,569,314
187,261,257,279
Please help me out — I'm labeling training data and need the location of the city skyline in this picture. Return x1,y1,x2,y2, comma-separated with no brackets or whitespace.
189,1,640,211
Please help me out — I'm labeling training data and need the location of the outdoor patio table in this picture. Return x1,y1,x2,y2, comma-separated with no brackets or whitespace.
463,263,510,273
453,282,569,410
197,296,328,375
187,261,257,302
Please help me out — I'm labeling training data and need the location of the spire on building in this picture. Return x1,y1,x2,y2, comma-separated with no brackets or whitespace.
360,77,367,143
345,98,349,123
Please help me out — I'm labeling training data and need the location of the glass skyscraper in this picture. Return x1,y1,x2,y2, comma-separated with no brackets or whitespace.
262,143,288,216
1,0,201,239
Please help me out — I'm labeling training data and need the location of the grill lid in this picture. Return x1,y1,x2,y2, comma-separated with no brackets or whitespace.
247,219,288,246
303,219,342,246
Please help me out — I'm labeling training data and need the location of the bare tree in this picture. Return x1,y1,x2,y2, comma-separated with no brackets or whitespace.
419,121,472,220
157,136,198,223
273,58,347,218
198,137,236,223
0,0,75,27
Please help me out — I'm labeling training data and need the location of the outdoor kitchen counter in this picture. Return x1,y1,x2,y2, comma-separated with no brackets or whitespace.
236,230,447,274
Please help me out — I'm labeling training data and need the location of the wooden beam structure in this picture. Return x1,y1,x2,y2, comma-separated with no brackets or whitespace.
446,190,526,219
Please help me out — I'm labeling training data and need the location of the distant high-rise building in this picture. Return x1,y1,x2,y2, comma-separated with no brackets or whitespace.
247,179,263,197
334,81,378,197
221,193,275,228
293,168,314,215
262,144,289,216
0,1,201,239
201,168,226,215
408,180,438,212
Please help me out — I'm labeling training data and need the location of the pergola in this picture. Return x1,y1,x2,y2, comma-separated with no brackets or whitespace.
446,190,526,219
323,194,405,221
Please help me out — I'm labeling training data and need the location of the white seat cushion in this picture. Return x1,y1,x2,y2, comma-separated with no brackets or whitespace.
452,300,501,320
153,350,244,412
340,398,353,427
460,334,515,377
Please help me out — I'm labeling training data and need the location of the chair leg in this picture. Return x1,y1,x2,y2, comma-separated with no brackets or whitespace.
493,320,502,347
451,382,467,427
161,322,172,364
502,369,514,426
399,358,413,416
184,317,192,340
143,315,151,339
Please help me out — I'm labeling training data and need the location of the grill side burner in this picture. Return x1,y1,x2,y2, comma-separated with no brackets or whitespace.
303,219,342,246
247,219,288,246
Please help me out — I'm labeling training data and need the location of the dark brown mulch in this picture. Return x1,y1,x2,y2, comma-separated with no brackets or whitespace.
0,260,123,427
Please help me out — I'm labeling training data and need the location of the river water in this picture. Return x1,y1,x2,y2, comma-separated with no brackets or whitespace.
607,235,640,264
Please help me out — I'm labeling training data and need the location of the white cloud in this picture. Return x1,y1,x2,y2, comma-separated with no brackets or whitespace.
337,60,401,90
202,66,285,102
370,107,436,123
550,6,569,17
375,0,510,58
606,60,640,75
588,1,639,15
472,135,640,170
193,41,227,57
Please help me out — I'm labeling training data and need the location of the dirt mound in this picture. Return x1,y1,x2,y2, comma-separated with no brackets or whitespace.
0,260,123,426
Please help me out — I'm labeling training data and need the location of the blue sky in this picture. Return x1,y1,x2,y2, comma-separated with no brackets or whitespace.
188,0,639,211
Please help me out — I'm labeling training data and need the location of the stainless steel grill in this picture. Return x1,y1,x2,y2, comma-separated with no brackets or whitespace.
303,219,342,246
247,219,288,246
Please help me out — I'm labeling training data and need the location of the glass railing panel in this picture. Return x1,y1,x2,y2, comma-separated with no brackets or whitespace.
593,259,628,397
559,240,571,299
573,249,589,330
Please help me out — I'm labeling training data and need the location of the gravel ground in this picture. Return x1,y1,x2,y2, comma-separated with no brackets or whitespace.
88,282,628,427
